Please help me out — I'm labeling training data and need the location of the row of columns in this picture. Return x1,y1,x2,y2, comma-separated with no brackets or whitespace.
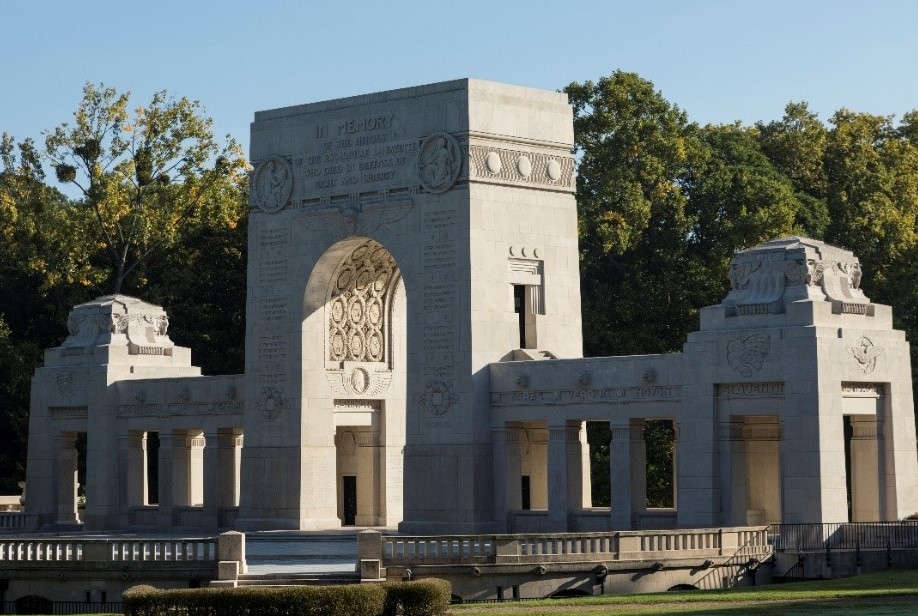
53,429,243,530
492,420,657,532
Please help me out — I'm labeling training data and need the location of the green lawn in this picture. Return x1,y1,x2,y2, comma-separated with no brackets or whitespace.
450,569,918,615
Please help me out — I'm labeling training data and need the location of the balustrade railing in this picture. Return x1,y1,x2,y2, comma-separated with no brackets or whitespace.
0,512,39,531
376,526,770,568
0,537,216,564
770,522,918,551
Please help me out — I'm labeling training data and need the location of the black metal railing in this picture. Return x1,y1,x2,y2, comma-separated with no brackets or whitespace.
770,522,918,551
1,600,122,615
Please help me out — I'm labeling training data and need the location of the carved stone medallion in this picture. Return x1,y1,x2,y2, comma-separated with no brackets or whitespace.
417,133,461,194
422,380,457,416
849,336,884,374
727,334,770,377
252,156,293,213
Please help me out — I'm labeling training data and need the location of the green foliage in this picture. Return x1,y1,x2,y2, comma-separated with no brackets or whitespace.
122,581,451,616
44,82,249,293
644,420,675,508
383,579,452,616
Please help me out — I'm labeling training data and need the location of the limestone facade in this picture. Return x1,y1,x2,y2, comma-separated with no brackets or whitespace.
24,80,918,533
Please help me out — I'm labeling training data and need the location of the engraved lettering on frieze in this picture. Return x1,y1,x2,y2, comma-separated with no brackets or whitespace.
327,240,398,363
717,382,785,398
117,401,243,417
849,336,884,374
727,334,771,377
252,156,293,213
421,380,457,416
842,382,883,397
418,133,461,194
49,406,88,419
469,144,574,189
490,385,680,406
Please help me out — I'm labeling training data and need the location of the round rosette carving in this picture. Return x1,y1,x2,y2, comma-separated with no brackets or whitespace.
418,132,461,194
367,331,384,361
348,296,366,326
252,156,293,213
330,329,347,361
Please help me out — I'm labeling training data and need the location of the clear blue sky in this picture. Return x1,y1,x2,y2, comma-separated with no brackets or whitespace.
2,0,918,159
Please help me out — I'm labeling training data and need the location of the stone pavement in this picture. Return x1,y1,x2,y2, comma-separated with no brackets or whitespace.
244,527,398,576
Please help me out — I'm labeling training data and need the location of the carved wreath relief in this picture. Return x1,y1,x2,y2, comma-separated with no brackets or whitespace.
727,334,771,377
417,133,461,194
328,240,399,363
252,156,294,213
422,380,457,416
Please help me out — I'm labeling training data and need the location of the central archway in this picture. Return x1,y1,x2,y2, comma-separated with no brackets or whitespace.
303,237,406,527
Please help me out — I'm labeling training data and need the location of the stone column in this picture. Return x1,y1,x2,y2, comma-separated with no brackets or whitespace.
119,432,147,523
719,420,745,526
491,425,522,531
547,422,569,531
157,432,175,529
54,434,79,525
565,423,587,512
609,424,632,530
203,430,220,529
189,433,205,507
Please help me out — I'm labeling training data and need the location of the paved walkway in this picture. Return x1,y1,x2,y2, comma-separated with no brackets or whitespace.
244,527,397,576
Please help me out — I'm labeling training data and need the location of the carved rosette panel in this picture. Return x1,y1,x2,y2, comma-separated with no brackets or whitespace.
328,240,399,363
469,145,574,189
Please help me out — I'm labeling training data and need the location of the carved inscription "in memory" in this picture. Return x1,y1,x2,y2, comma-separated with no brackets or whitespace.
302,113,417,194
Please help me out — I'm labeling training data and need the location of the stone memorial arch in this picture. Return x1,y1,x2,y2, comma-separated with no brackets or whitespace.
236,80,583,532
22,80,918,535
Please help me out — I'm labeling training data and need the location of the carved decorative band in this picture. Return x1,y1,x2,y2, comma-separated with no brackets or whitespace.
716,382,784,398
851,423,880,439
469,144,574,190
737,303,777,316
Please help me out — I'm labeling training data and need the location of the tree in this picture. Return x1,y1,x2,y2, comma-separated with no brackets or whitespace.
44,83,248,294
757,102,830,237
685,122,801,287
565,72,699,357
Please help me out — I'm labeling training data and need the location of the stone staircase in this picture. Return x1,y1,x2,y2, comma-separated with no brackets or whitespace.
237,571,360,587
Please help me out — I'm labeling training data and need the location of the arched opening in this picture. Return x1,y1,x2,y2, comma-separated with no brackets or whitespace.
303,237,406,527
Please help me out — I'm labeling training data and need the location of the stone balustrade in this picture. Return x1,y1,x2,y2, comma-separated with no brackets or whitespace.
360,526,771,580
0,537,217,563
0,513,39,531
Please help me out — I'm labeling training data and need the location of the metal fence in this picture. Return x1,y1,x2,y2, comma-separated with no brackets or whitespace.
770,522,918,551
1,600,122,615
